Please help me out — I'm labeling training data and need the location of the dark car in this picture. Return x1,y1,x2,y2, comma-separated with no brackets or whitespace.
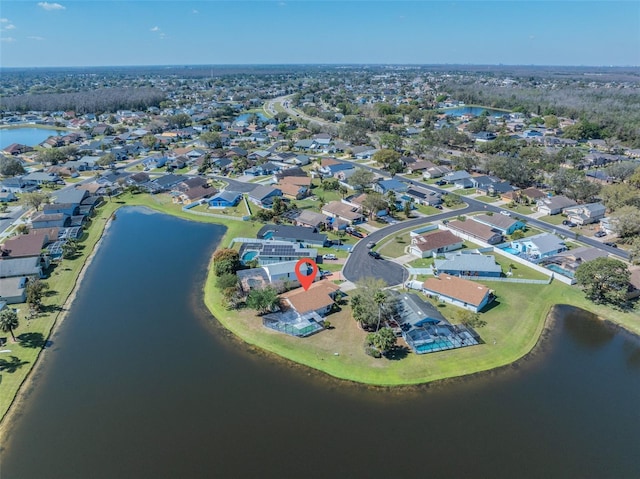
434,204,443,210
604,242,618,248
594,231,606,238
368,250,381,259
350,230,364,239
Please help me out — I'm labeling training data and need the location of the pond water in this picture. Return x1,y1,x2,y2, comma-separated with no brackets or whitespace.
1,207,639,479
441,106,510,117
0,127,69,150
234,112,269,124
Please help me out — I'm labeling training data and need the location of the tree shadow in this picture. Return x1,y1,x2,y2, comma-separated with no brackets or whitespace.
40,304,64,314
44,289,58,297
0,356,29,373
18,332,49,349
385,345,410,361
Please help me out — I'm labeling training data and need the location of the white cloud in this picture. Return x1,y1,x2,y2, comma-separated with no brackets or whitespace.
0,18,10,23
3,24,16,30
192,9,199,14
0,37,16,43
150,26,160,32
278,1,286,6
28,36,45,41
38,2,66,11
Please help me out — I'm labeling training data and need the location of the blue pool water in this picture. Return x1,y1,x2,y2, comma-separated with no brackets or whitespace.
415,340,454,353
500,246,521,255
241,251,258,262
545,263,575,278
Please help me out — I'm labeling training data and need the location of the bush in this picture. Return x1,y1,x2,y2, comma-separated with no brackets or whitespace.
364,346,382,358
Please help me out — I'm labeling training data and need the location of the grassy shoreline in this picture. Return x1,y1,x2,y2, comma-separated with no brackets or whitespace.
1,193,638,426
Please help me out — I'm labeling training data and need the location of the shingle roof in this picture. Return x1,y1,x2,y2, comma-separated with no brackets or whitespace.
423,274,490,307
412,230,462,252
282,281,340,314
434,253,502,275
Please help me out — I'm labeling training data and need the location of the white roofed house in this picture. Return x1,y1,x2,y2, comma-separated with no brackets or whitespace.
536,195,577,215
509,233,567,262
562,203,606,225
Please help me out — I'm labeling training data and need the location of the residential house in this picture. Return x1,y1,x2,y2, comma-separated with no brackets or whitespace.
0,256,44,279
405,186,442,206
434,253,502,278
520,187,546,204
237,260,320,293
30,212,70,229
599,217,616,235
2,143,32,156
409,230,463,258
0,177,38,194
278,182,309,200
257,224,327,248
536,195,578,215
208,191,242,208
509,233,566,261
446,220,503,245
238,240,317,266
281,281,340,316
247,185,283,208
422,165,452,179
319,162,354,178
471,214,525,236
293,210,329,230
0,192,17,203
177,185,215,205
22,172,62,186
422,274,494,312
563,203,606,225
542,247,608,277
443,170,473,188
372,178,408,195
0,276,28,304
392,292,479,354
321,201,365,225
406,160,434,174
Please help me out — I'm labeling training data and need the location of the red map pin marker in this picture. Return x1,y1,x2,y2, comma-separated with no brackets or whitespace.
295,258,318,291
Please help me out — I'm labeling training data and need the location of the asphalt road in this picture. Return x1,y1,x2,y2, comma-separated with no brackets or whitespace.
342,204,478,285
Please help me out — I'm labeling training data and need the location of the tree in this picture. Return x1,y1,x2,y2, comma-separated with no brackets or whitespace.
246,286,279,315
372,149,401,170
373,290,386,331
403,200,412,219
628,237,640,266
347,168,375,190
168,113,191,129
379,133,403,151
549,169,600,202
37,148,67,166
544,115,559,129
0,156,26,176
457,310,487,329
367,327,396,355
600,183,640,211
200,131,222,148
575,257,630,307
606,161,637,182
609,206,640,240
141,134,157,150
361,192,388,219
21,191,50,211
212,248,241,276
97,153,116,167
61,239,79,259
0,308,19,342
26,279,48,313
350,278,397,330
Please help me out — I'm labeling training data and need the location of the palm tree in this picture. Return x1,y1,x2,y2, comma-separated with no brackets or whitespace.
374,291,386,331
0,308,19,342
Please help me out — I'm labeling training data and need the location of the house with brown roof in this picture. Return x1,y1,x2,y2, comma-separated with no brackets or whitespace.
278,175,312,187
410,230,463,258
446,220,503,245
422,274,493,312
321,201,365,225
281,281,341,316
278,182,309,200
520,187,546,203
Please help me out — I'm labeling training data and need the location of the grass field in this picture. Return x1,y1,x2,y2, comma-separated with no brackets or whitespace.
475,195,500,203
539,214,566,225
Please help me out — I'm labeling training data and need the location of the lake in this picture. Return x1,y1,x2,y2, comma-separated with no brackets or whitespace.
0,127,69,150
234,112,269,124
1,208,639,478
441,106,511,117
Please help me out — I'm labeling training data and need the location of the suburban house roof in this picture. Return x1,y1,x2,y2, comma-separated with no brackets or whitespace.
322,201,364,221
471,214,519,231
249,185,282,202
376,178,408,193
282,281,340,314
423,274,491,307
393,292,446,328
434,253,502,276
0,256,42,278
563,202,606,217
294,210,329,227
446,220,502,243
521,187,546,200
210,190,242,203
1,233,48,258
554,246,608,263
257,224,327,244
412,230,462,252
278,175,311,187
278,182,308,198
537,195,577,211
515,233,566,256
444,171,472,182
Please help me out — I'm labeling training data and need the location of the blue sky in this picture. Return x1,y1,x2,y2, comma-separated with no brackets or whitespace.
1,1,639,67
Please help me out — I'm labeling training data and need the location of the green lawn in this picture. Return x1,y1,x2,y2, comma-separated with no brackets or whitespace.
377,233,411,258
191,199,249,218
475,195,500,203
539,214,566,225
506,204,536,215
416,204,439,216
456,188,478,196
408,257,435,268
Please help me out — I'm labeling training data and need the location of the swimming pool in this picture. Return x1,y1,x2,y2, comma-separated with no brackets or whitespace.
500,246,521,255
241,251,258,262
545,263,574,278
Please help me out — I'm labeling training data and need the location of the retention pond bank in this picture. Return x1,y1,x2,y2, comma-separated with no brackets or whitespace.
1,207,639,478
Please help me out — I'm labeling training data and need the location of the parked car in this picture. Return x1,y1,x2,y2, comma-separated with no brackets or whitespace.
368,250,381,259
322,254,337,260
434,204,443,210
366,241,376,249
500,211,511,216
594,231,606,238
350,230,364,238
604,242,618,248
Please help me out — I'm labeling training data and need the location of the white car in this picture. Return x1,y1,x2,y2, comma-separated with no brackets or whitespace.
322,254,337,260
500,211,511,216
